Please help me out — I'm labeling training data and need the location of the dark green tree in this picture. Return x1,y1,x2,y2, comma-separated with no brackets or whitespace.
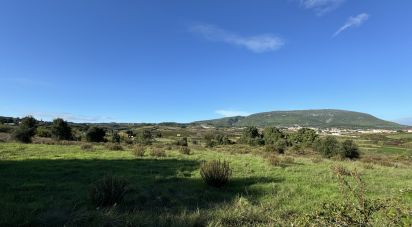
51,118,73,140
12,116,37,143
340,139,360,159
86,127,106,142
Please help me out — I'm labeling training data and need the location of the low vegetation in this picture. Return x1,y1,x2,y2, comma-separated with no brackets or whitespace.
0,116,411,225
200,160,232,187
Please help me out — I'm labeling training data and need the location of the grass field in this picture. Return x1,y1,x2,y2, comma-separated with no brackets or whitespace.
1,142,411,226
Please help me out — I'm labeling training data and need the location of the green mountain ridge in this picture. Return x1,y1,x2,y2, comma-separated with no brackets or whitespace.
194,109,407,129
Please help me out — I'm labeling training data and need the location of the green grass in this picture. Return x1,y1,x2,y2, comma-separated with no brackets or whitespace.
0,142,411,226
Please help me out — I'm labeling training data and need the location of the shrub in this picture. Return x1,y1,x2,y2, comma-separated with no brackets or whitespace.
105,143,123,151
12,116,37,143
51,118,73,140
267,155,295,167
265,139,287,154
179,146,191,155
86,127,106,142
263,127,286,145
150,148,166,157
200,160,232,187
0,124,13,133
204,133,231,147
315,136,340,158
239,127,264,146
89,174,129,207
340,139,360,159
136,130,152,145
290,128,318,147
175,137,188,146
36,126,52,138
111,131,121,143
81,144,94,150
132,145,146,157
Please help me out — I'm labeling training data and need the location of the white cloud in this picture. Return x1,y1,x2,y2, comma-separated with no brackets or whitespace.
191,24,284,53
27,112,114,123
300,0,345,15
215,110,250,117
333,13,369,37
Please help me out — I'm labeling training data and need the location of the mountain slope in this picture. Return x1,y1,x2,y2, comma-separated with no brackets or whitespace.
195,109,406,129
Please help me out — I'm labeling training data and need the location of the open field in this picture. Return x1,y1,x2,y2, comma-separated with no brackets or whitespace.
1,140,411,226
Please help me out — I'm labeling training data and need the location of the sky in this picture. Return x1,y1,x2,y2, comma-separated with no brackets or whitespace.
0,0,412,124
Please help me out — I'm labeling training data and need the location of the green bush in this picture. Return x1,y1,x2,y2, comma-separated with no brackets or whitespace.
290,128,318,147
265,139,287,154
315,136,340,158
86,127,106,142
36,126,52,138
340,139,360,159
89,174,129,207
111,131,121,143
0,124,13,133
12,116,37,143
239,127,264,146
200,160,232,187
136,129,152,145
51,118,73,140
204,133,232,147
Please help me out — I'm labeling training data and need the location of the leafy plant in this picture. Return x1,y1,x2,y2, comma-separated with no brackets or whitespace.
200,160,232,187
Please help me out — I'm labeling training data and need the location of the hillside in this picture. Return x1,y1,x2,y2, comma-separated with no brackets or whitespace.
194,109,406,129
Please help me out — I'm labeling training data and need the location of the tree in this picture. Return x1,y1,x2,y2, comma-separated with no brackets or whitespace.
340,139,360,159
12,116,37,143
86,127,106,142
51,118,73,140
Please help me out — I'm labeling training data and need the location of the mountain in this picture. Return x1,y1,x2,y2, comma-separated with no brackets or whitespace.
194,109,407,129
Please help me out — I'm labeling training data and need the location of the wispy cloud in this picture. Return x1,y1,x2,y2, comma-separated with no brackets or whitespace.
333,13,369,37
27,112,114,123
215,110,250,117
300,0,345,15
190,24,284,53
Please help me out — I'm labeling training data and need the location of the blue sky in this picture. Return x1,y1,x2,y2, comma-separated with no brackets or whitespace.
1,0,412,124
